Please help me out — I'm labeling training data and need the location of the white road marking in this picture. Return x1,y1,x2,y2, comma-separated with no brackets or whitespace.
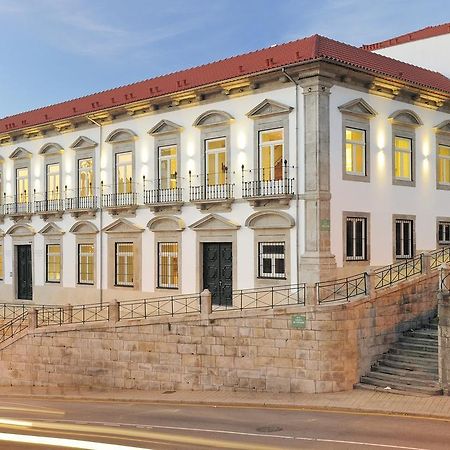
0,432,151,449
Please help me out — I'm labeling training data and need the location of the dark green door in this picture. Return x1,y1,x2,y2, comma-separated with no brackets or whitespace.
17,245,32,300
203,243,232,306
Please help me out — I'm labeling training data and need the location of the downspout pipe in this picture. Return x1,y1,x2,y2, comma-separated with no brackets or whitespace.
86,116,103,306
281,68,301,285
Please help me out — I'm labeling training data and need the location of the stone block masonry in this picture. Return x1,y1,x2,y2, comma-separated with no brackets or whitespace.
0,273,437,394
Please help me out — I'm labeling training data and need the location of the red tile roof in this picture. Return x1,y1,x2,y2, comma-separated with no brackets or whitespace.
363,23,450,51
1,34,449,135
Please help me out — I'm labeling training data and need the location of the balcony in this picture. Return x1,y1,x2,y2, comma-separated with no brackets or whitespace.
34,191,64,220
3,195,33,221
143,178,183,213
189,171,234,211
242,162,295,207
64,188,98,218
101,182,138,216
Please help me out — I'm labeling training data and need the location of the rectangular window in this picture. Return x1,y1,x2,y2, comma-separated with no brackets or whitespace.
345,128,366,176
438,222,450,245
78,158,94,197
158,242,178,288
394,137,412,181
258,242,285,279
78,243,94,285
46,244,61,283
16,167,29,203
0,243,3,281
259,128,284,181
346,217,367,261
205,138,227,185
115,152,133,194
395,219,414,259
438,145,450,185
115,242,134,287
46,163,60,200
159,145,177,189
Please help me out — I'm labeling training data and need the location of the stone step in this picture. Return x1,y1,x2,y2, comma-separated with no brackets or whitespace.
383,353,438,368
389,347,437,359
354,383,439,397
404,329,438,339
380,357,438,373
365,371,439,388
372,363,438,380
399,335,438,346
360,376,442,395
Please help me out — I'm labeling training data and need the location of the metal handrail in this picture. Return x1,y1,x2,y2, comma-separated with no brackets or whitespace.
373,254,423,290
430,247,450,270
316,274,367,304
0,312,28,345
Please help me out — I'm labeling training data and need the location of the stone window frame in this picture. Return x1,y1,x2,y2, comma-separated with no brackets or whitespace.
0,157,4,200
342,211,371,266
75,150,95,196
44,238,62,285
10,150,32,202
156,240,180,290
193,111,233,186
436,132,450,191
392,214,416,261
0,237,3,281
39,143,64,199
436,217,450,247
341,119,370,182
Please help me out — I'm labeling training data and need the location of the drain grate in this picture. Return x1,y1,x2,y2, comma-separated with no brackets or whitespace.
256,425,283,433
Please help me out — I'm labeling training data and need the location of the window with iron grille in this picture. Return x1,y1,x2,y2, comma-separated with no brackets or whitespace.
115,242,134,287
78,243,94,285
438,222,450,245
158,242,178,288
346,217,367,261
395,219,414,259
46,244,61,283
258,242,285,279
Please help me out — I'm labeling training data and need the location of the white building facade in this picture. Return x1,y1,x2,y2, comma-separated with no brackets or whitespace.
0,32,449,305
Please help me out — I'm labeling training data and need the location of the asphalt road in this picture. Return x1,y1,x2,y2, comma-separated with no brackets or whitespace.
0,397,448,449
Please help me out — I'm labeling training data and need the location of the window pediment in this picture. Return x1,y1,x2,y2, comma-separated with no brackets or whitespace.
39,222,64,236
70,136,98,150
435,120,450,135
105,128,137,143
245,210,295,229
39,143,64,156
388,109,423,127
7,224,35,236
338,98,377,118
103,218,144,234
9,147,32,160
246,99,293,119
147,216,185,232
193,110,234,128
189,214,240,231
148,120,182,136
69,221,99,234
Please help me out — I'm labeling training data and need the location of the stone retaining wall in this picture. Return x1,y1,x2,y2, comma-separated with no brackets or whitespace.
0,273,437,393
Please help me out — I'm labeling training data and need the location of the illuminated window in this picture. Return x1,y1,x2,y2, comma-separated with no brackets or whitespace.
78,158,94,197
438,145,450,185
394,137,412,181
205,138,227,185
16,167,29,203
438,222,450,245
78,243,94,285
115,152,133,194
345,128,366,176
0,243,3,280
395,219,413,259
46,163,60,200
159,145,177,189
346,217,367,261
115,242,134,287
259,129,284,181
258,242,285,279
46,244,61,283
158,242,178,288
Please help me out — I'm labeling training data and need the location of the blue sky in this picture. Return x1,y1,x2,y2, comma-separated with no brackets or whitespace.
0,0,448,117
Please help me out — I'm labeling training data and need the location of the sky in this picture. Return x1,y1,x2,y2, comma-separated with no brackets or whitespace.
0,0,448,117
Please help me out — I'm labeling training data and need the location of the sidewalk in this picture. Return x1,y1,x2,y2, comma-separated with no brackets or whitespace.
1,386,450,420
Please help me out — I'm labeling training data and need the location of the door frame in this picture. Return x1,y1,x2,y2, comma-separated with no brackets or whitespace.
15,243,33,301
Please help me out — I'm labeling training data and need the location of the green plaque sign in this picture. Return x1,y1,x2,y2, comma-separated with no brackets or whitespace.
320,219,330,231
291,314,306,329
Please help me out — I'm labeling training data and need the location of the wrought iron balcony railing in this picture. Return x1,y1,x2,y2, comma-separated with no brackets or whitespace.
3,194,33,215
189,171,234,202
101,182,138,208
143,178,183,204
34,190,64,213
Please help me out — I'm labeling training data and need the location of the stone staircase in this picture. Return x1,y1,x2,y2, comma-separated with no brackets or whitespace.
356,318,442,396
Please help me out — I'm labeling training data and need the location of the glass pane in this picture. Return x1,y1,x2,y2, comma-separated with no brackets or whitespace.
274,144,283,181
262,258,271,274
160,159,169,189
261,145,271,181
160,146,176,157
274,258,285,275
207,153,216,185
395,137,411,150
355,145,364,174
206,138,226,150
401,152,411,179
218,152,226,184
395,222,402,256
346,220,353,257
394,151,401,178
261,129,283,143
345,144,353,173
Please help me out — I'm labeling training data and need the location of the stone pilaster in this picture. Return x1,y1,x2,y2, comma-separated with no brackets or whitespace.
299,75,336,284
